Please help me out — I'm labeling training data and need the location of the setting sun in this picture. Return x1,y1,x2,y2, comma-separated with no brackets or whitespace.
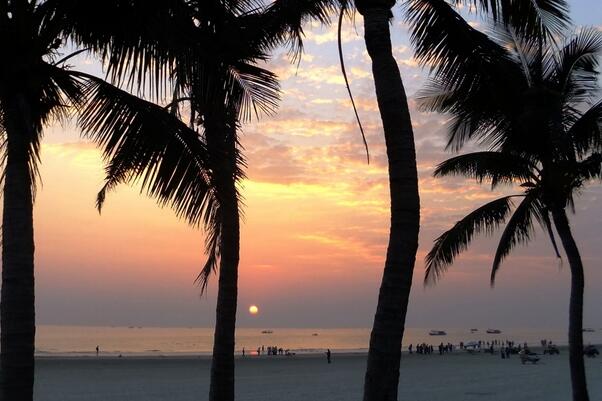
249,305,259,315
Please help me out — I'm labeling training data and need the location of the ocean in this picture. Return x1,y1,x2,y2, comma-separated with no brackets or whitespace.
35,325,602,357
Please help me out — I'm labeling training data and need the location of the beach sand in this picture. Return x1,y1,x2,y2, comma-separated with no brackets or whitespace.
35,349,602,401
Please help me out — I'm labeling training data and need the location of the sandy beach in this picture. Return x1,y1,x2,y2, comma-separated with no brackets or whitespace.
35,348,601,401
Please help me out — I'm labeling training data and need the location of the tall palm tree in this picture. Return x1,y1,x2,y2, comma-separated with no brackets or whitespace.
416,6,601,398
57,1,342,400
336,1,569,399
348,3,419,400
0,2,219,400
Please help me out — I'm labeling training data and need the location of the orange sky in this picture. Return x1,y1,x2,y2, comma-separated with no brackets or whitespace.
32,5,602,328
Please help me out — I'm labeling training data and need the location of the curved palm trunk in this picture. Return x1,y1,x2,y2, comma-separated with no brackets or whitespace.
358,3,420,401
207,117,240,401
552,208,589,401
1,97,36,401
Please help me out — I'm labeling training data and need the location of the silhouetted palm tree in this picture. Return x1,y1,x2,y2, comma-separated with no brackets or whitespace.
339,1,569,399
0,2,216,400
57,1,341,400
418,8,601,399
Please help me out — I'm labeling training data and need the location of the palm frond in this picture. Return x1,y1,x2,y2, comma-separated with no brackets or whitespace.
425,195,518,285
195,190,222,293
553,28,602,104
568,100,602,155
255,0,344,61
434,151,537,188
417,69,524,152
227,62,280,122
73,70,227,292
72,71,218,227
55,0,201,98
406,0,510,84
576,153,602,181
453,0,569,41
502,0,570,42
530,198,562,260
491,194,539,285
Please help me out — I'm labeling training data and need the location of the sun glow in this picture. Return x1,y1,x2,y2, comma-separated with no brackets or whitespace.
249,305,259,315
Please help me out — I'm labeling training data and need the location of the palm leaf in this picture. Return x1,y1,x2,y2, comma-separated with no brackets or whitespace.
568,100,602,155
406,0,510,85
72,71,217,226
491,194,539,285
255,0,344,60
55,0,197,98
576,153,602,181
454,0,570,40
425,195,518,285
501,0,570,41
434,151,537,188
553,28,602,104
73,71,225,293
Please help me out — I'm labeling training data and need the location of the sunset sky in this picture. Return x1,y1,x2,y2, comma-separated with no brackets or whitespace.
34,2,601,329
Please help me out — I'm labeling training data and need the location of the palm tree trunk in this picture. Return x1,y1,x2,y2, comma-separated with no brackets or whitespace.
208,116,240,401
358,3,420,401
552,208,589,401
1,97,36,401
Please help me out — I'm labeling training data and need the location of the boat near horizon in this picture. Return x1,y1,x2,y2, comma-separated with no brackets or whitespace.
429,330,447,336
261,330,274,334
486,329,502,334
583,328,596,333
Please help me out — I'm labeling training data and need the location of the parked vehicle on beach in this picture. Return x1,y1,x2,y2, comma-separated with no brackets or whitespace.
519,350,540,364
543,345,560,355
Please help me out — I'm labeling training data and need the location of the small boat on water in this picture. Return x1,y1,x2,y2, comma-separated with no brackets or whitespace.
311,333,319,336
261,330,274,334
486,329,502,334
470,328,479,333
429,330,447,336
582,328,595,333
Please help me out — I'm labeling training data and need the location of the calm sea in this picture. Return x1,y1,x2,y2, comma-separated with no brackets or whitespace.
35,325,602,357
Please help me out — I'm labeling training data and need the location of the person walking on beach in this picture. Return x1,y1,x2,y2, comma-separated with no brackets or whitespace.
96,345,99,357
242,347,245,357
326,349,332,364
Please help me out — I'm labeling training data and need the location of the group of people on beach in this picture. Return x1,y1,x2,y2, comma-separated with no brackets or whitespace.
242,345,291,357
408,342,456,355
242,345,332,363
406,339,555,359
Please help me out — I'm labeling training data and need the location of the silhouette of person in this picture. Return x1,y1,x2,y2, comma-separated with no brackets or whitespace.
242,347,245,357
96,345,99,356
326,349,332,364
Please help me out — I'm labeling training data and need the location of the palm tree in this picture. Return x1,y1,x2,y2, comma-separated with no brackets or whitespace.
337,1,569,399
416,7,602,398
57,1,342,400
347,3,419,400
0,2,218,400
